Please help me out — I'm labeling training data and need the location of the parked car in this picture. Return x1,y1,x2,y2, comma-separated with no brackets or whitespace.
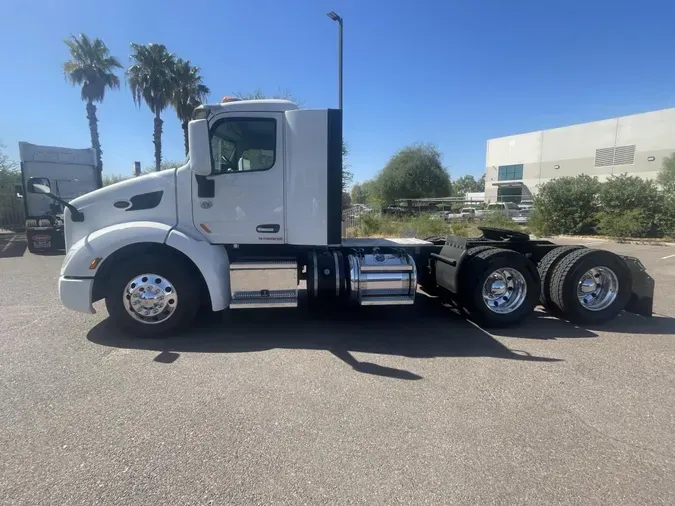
518,200,534,212
485,202,521,217
460,208,476,219
382,206,413,217
444,210,464,221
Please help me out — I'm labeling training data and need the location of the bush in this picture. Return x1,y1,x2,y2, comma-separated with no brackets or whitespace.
596,210,651,241
658,198,675,238
359,213,382,236
451,221,469,237
527,208,550,237
597,174,661,236
481,212,520,230
534,175,601,235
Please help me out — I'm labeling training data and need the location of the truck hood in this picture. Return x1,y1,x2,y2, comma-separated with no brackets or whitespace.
65,170,178,249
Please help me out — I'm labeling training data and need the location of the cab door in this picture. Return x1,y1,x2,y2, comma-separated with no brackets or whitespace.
192,112,285,244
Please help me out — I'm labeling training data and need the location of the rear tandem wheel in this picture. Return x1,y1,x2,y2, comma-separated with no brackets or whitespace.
460,248,540,327
549,248,632,325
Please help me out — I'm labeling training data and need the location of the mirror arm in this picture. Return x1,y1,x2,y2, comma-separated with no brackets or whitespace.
45,193,84,222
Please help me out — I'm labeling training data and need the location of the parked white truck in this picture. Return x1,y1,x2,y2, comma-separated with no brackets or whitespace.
29,98,654,337
17,142,99,253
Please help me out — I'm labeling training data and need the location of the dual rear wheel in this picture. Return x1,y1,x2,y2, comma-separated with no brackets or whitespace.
457,245,631,327
538,247,631,324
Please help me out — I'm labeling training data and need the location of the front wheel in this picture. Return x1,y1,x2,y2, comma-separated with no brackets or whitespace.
105,255,200,338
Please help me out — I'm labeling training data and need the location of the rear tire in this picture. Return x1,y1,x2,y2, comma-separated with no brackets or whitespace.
105,255,200,338
462,248,540,327
550,249,631,325
537,245,585,310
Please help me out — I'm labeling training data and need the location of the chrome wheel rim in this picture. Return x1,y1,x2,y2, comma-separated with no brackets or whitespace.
481,268,527,314
123,273,177,324
576,267,618,311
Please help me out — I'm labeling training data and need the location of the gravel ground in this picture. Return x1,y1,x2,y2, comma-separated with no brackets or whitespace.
1,233,674,505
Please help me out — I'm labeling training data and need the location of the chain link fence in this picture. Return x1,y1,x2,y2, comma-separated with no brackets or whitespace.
0,190,25,231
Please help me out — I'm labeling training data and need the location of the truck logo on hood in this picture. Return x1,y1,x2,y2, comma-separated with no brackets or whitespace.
200,200,213,209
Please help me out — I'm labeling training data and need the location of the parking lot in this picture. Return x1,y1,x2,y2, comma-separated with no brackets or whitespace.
1,233,675,505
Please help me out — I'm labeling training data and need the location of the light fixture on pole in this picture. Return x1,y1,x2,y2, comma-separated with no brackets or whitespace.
326,11,343,111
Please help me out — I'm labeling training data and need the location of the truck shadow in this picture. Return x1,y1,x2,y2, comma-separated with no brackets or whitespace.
493,310,675,339
87,295,562,380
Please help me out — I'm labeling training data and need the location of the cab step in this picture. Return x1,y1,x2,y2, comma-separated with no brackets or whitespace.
229,260,298,309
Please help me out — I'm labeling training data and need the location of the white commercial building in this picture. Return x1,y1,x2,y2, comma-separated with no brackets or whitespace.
484,107,675,203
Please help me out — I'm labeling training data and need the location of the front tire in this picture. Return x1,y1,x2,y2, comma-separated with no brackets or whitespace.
105,255,200,338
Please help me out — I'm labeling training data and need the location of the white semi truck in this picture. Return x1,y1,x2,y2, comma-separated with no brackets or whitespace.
17,142,99,253
28,98,654,337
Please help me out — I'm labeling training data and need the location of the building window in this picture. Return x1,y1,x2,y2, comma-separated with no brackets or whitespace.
498,164,523,181
594,145,635,168
497,186,522,203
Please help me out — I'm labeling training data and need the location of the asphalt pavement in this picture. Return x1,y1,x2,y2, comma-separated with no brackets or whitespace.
1,234,675,505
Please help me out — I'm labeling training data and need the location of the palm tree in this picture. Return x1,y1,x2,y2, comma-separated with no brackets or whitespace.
171,58,210,156
63,34,122,184
126,43,176,172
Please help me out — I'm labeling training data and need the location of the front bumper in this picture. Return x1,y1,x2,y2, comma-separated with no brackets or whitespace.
58,277,96,314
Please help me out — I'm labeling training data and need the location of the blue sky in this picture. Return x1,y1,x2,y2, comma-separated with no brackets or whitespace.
1,0,674,183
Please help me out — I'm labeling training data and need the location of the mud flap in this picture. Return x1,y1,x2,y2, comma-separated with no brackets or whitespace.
622,255,654,317
434,237,469,293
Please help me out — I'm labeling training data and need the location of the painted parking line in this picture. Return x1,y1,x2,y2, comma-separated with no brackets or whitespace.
661,253,675,260
1,234,17,253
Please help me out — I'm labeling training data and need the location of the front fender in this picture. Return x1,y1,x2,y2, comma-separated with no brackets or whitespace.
166,229,231,311
60,221,173,278
60,222,231,312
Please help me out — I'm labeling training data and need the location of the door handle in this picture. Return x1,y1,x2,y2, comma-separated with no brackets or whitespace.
256,224,280,233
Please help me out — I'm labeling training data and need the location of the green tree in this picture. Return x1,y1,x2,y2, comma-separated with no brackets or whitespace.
533,174,601,235
597,174,661,236
657,154,675,236
127,43,176,172
351,183,367,204
63,34,122,184
657,153,675,193
0,141,20,190
341,140,353,192
235,88,298,102
453,174,483,196
342,191,351,208
171,58,210,156
373,143,451,204
361,179,385,207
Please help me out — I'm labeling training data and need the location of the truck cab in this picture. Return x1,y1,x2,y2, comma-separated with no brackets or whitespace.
18,142,99,253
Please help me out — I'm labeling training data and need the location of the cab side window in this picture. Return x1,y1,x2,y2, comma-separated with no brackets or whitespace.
209,118,276,175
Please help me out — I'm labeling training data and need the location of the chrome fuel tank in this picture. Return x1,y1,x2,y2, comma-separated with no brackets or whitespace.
347,249,417,306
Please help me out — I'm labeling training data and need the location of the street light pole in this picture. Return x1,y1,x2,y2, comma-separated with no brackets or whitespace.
327,11,343,111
